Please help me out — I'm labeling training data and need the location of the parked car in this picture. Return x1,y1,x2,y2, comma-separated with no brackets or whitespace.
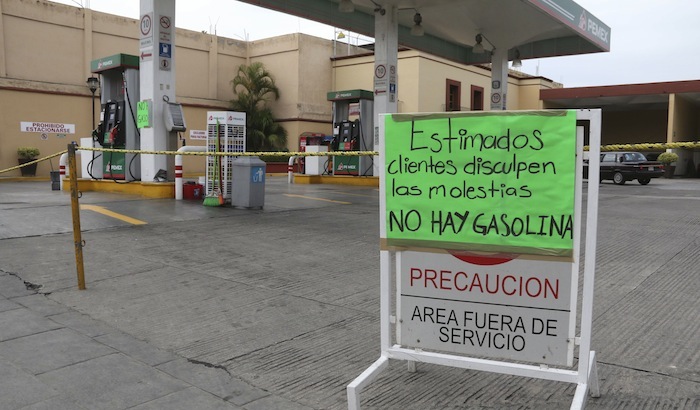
597,151,664,185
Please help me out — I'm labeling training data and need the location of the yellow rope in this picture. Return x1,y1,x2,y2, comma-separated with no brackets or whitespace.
0,150,68,174
4,141,699,175
585,141,700,152
72,146,379,157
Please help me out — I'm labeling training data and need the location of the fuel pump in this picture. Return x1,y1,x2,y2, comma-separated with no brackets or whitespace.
326,89,374,176
101,101,125,146
90,54,141,181
336,120,360,151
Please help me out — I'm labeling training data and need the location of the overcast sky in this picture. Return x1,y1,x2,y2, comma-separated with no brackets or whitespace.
53,0,700,88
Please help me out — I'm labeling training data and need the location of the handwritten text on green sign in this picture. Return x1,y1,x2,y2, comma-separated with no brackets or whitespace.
384,111,577,256
137,100,151,129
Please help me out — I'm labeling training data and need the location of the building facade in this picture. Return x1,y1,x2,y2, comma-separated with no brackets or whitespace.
1,0,563,178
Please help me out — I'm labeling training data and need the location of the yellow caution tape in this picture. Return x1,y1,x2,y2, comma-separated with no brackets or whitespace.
75,146,379,157
585,141,700,151
4,141,699,175
0,150,68,175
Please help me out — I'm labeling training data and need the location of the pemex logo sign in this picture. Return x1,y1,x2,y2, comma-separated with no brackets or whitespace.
578,9,609,46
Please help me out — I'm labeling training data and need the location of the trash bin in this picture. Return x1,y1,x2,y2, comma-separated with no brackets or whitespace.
183,182,204,200
231,156,265,208
50,171,60,191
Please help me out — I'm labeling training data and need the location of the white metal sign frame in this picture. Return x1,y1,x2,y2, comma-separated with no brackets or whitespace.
348,109,601,410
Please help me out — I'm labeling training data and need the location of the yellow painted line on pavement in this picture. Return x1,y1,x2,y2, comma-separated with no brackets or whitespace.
284,194,351,205
327,191,378,198
80,204,147,225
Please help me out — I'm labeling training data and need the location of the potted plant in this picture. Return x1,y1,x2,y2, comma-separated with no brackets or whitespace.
17,147,40,176
657,152,679,179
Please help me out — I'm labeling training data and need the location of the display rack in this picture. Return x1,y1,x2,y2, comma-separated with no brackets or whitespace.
205,111,246,201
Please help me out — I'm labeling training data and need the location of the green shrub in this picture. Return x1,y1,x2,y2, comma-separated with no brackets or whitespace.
258,154,292,163
17,147,40,159
657,152,678,165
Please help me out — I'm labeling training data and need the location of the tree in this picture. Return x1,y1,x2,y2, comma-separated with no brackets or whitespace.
230,62,288,151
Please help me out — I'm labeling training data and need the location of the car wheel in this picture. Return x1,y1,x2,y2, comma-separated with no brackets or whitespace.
638,177,651,185
613,172,626,185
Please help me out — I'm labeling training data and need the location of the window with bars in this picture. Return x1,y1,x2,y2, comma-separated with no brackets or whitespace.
445,79,461,111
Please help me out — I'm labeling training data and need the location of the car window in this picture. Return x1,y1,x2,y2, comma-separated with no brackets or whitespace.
624,153,646,161
602,153,616,162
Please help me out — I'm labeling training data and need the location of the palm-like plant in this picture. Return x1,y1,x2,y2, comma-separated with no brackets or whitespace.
230,62,288,151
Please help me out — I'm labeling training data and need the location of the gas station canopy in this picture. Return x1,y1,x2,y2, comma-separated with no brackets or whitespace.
236,0,610,65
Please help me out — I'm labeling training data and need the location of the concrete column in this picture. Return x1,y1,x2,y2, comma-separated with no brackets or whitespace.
83,8,93,81
373,5,399,175
0,0,6,77
208,34,217,99
139,0,177,182
489,48,509,110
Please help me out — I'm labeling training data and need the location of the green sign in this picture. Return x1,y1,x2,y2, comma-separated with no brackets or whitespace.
136,100,151,128
90,54,139,73
383,110,577,257
104,152,125,179
334,156,360,175
326,89,374,102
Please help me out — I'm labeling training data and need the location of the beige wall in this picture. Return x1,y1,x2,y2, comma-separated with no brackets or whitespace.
515,78,558,110
0,89,93,177
297,35,335,123
669,94,700,142
0,0,335,177
1,0,557,178
333,50,552,114
333,54,374,93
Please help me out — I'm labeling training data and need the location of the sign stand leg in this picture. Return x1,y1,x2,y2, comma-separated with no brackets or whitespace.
570,351,599,409
588,351,600,398
571,350,600,410
407,361,416,373
347,355,389,410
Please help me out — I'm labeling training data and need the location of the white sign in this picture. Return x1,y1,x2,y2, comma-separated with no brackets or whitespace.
398,251,574,366
189,130,206,140
140,13,153,49
140,49,153,62
374,63,387,95
207,111,246,126
21,122,75,134
158,15,172,43
159,57,171,71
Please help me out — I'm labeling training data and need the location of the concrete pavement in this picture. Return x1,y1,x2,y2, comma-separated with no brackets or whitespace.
0,177,699,409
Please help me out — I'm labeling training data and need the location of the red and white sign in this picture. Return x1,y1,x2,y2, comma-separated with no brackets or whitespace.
398,251,574,366
140,13,154,49
21,121,75,134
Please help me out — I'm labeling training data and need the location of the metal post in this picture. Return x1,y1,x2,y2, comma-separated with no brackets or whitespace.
90,91,96,130
87,76,99,131
68,143,86,290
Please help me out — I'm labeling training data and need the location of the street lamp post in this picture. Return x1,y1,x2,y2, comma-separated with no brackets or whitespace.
86,76,99,131
86,76,100,179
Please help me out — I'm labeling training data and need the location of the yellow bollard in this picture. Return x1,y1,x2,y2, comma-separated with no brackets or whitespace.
67,143,86,290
